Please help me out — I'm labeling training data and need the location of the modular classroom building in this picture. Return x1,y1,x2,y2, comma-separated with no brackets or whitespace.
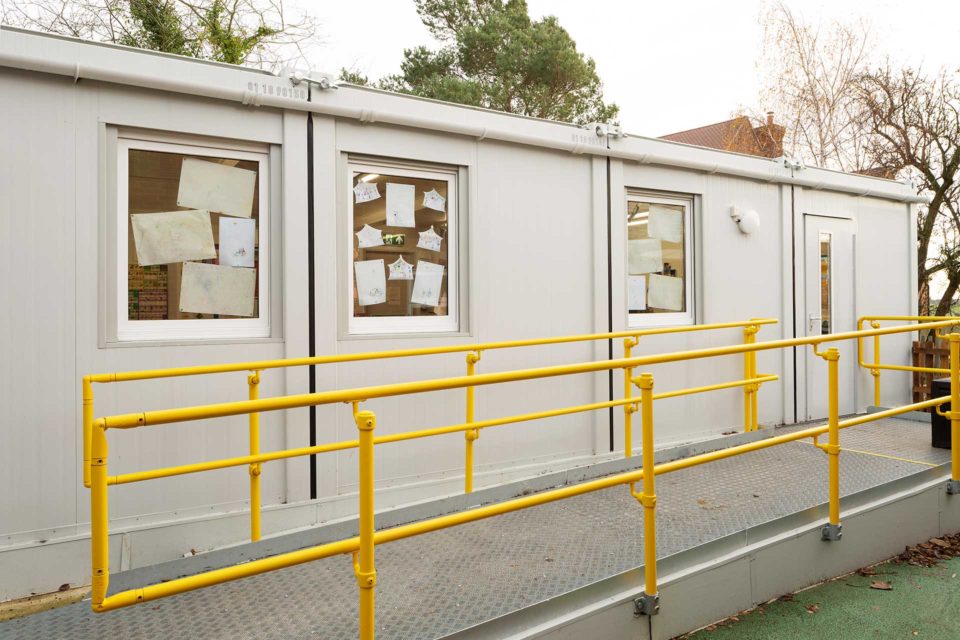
0,26,924,600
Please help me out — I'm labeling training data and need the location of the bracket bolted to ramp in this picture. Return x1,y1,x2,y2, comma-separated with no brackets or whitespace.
821,522,843,541
633,592,660,617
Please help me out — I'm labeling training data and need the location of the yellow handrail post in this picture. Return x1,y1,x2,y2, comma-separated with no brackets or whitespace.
355,409,377,640
948,334,960,495
750,323,760,430
90,419,110,610
464,351,481,493
82,376,93,489
248,370,262,542
623,337,638,457
871,320,882,406
743,324,759,431
821,347,842,541
633,372,660,616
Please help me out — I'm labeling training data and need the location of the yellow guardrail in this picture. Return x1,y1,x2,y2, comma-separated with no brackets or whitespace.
82,318,777,539
857,315,957,406
84,318,960,638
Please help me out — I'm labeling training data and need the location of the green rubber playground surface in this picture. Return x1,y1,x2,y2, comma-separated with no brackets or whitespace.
685,538,960,639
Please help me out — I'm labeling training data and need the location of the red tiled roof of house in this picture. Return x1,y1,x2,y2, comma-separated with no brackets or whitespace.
660,117,753,148
660,113,785,159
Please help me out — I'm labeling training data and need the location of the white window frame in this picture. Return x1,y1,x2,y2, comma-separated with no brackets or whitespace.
626,192,695,328
115,136,270,341
347,160,460,335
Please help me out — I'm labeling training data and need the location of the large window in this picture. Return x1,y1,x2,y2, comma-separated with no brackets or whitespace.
626,193,694,326
347,159,459,334
116,136,270,341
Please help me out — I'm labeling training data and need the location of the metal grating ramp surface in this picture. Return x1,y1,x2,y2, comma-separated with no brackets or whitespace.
0,417,949,640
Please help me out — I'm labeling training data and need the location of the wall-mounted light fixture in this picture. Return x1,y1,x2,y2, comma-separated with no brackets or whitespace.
730,206,760,234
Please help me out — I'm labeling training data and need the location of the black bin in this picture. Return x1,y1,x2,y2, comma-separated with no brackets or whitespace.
932,377,953,449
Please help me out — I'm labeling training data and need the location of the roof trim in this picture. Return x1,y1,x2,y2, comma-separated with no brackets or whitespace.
0,26,925,204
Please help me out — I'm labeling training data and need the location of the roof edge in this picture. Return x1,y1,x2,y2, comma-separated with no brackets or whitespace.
0,26,925,204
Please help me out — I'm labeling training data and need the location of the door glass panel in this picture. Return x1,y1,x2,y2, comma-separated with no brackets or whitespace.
820,232,832,335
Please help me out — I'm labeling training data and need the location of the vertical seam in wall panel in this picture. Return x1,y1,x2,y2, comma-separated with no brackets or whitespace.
307,96,317,500
606,154,614,452
75,86,82,528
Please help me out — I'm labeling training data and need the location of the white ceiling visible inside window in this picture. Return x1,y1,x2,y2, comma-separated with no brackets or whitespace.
304,0,960,136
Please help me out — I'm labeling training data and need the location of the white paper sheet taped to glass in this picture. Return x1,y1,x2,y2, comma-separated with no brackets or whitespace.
628,275,647,311
422,188,446,212
647,205,683,244
179,261,257,317
411,261,444,307
219,217,256,268
417,226,443,252
388,256,414,280
356,224,385,248
386,183,416,227
628,238,663,274
177,158,257,218
131,210,217,266
355,259,387,306
354,181,381,204
647,274,683,311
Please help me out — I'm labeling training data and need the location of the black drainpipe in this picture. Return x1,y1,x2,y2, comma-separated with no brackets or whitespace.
307,92,318,499
606,152,615,452
790,184,798,424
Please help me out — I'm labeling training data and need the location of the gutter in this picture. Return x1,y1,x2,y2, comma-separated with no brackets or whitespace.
0,29,926,205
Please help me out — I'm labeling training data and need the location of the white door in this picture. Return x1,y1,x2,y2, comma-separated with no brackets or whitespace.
804,215,856,420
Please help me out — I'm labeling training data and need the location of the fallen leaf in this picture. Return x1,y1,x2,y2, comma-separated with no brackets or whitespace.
870,581,893,591
805,604,820,614
857,567,877,576
778,593,794,602
58,583,70,592
932,538,950,548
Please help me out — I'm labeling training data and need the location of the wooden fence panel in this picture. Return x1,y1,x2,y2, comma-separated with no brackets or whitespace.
912,340,950,408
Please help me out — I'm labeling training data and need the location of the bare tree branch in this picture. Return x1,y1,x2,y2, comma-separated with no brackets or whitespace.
1,0,320,71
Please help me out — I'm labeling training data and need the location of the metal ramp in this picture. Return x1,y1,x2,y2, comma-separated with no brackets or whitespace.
1,415,955,640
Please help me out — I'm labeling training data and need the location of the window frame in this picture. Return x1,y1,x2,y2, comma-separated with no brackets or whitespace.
115,135,271,342
625,191,695,328
346,159,460,335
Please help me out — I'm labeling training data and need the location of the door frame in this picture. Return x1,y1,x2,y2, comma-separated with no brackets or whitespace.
796,212,858,421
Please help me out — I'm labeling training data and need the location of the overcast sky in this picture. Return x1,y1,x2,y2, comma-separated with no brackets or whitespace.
304,0,960,137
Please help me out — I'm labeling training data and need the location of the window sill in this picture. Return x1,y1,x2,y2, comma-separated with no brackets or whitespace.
102,336,284,349
627,314,695,329
338,330,473,342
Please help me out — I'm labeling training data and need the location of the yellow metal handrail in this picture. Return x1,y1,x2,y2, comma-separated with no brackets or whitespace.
82,317,778,541
857,315,956,407
85,318,960,639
